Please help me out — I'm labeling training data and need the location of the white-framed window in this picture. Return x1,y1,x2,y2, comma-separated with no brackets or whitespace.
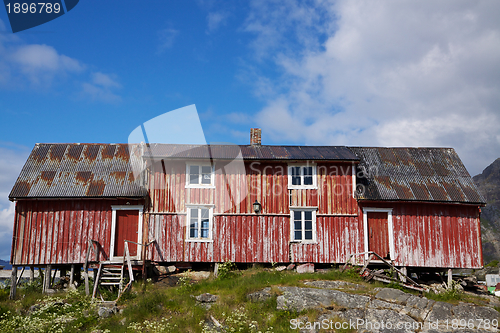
186,163,215,188
186,206,213,242
290,208,317,242
288,164,317,189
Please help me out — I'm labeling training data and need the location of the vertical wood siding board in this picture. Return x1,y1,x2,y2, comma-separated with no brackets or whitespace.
14,203,23,265
40,205,48,264
11,203,20,265
68,206,76,264
74,205,83,263
267,216,272,262
340,172,345,214
445,205,453,267
56,202,64,263
166,215,172,261
251,215,257,263
94,203,102,261
14,203,22,265
19,203,29,264
463,208,472,267
458,207,467,267
458,209,466,267
436,207,444,267
236,215,242,262
18,203,27,265
61,207,68,263
51,205,58,264
245,216,251,263
32,204,40,264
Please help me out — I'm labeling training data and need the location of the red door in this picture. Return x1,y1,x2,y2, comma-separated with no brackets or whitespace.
114,210,139,257
367,212,390,259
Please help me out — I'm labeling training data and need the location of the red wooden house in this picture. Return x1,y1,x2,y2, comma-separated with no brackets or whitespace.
9,129,485,280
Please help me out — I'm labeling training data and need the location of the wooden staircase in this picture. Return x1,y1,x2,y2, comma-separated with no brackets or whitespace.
85,240,136,302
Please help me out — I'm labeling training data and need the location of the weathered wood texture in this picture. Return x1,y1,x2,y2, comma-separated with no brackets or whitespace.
360,202,483,269
11,199,141,265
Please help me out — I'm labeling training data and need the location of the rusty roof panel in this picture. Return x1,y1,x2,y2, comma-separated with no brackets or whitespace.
350,147,485,204
146,144,359,161
9,144,147,199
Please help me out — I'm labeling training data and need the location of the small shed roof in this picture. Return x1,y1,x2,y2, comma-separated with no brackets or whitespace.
349,147,485,204
9,143,147,200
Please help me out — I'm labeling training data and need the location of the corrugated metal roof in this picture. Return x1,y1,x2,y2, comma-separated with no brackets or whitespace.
145,144,359,161
9,143,147,199
349,147,485,204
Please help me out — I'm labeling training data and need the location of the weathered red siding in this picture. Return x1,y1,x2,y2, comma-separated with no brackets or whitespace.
360,202,483,269
147,214,290,263
11,199,142,265
148,161,357,215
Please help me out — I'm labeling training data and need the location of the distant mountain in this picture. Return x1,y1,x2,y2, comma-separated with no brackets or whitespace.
473,158,500,264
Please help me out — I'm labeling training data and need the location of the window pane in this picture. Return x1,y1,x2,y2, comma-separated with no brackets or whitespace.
304,211,312,221
201,228,209,238
303,175,313,185
291,167,301,185
201,208,209,219
294,211,302,221
305,231,313,240
294,231,302,240
190,220,198,238
189,165,199,184
191,208,198,218
305,220,312,230
201,218,209,229
201,166,212,184
303,166,313,185
294,220,302,231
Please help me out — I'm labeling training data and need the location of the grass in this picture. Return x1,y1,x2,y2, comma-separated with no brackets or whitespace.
0,267,366,332
0,265,494,332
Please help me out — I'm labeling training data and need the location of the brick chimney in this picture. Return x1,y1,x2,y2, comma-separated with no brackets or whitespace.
250,128,261,146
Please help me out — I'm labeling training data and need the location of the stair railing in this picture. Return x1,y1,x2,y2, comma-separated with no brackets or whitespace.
84,239,100,296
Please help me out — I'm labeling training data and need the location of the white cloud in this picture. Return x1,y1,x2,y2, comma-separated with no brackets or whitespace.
80,71,122,103
0,19,121,101
244,0,500,175
91,72,121,89
6,43,84,86
157,28,179,53
207,11,229,33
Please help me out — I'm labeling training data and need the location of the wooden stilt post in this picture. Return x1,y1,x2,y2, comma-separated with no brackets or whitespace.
399,267,407,283
70,264,75,287
44,265,52,293
9,266,18,300
29,266,34,282
84,266,89,296
447,268,453,289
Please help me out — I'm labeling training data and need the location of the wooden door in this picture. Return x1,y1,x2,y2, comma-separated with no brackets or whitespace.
367,212,390,259
114,210,139,257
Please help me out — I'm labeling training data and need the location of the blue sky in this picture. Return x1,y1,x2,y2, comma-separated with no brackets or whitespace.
0,0,500,260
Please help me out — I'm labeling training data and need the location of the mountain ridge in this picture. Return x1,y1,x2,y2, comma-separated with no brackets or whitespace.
473,158,500,264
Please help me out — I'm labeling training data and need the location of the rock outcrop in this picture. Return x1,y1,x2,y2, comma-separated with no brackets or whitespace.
249,281,500,333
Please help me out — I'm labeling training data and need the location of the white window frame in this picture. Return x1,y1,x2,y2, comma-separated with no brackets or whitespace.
288,164,317,189
110,205,143,261
362,207,394,261
185,163,215,188
290,207,317,243
186,205,214,242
